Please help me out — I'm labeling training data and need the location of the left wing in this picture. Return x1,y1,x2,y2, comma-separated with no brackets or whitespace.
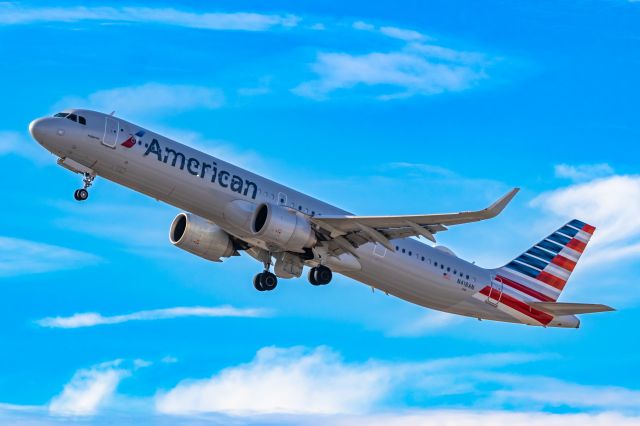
310,188,519,257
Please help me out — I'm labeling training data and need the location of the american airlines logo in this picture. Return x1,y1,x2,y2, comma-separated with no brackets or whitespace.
120,130,145,148
140,137,259,200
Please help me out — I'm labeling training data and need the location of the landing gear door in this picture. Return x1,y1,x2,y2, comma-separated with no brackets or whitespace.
102,117,119,148
486,275,503,307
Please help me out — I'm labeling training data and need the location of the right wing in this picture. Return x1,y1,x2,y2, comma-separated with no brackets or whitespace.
310,188,519,257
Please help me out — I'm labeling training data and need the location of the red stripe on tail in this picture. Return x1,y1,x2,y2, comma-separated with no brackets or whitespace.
582,224,596,235
551,255,577,272
536,271,567,290
495,275,556,302
566,238,587,253
480,286,554,325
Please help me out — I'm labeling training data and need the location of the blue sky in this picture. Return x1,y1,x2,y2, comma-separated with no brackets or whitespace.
0,0,639,424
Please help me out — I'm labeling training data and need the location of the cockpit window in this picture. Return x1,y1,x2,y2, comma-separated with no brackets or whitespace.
54,112,87,125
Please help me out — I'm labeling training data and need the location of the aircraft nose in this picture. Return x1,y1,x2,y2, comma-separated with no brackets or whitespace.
29,117,51,143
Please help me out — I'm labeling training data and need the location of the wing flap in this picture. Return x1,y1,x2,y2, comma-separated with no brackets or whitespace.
528,302,615,316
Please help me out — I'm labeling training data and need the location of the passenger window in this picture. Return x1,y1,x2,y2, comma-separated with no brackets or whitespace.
408,251,412,256
447,267,450,272
440,264,444,269
401,248,405,253
79,116,86,125
466,275,469,279
421,256,425,261
434,262,438,267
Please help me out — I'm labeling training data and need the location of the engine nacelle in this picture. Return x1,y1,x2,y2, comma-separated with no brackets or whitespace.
169,213,235,262
251,203,316,253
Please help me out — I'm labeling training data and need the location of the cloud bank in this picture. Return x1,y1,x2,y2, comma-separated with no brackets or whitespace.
532,174,640,266
49,360,133,416
0,236,100,277
54,83,224,118
36,306,269,329
156,346,391,415
0,5,300,31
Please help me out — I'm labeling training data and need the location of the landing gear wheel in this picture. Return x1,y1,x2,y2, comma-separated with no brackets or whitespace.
308,268,319,286
310,266,333,286
74,188,89,201
260,272,278,291
253,273,266,291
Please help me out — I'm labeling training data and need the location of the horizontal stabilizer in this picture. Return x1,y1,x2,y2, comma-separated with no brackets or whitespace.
528,302,615,316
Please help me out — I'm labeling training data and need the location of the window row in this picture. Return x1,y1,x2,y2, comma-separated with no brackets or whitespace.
395,245,471,280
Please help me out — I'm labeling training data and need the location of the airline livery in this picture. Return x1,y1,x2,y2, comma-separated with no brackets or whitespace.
29,109,614,328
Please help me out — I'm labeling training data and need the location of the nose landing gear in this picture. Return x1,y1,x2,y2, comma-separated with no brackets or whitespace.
74,173,95,202
73,188,89,201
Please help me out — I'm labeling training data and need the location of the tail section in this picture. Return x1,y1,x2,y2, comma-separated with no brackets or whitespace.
497,219,595,303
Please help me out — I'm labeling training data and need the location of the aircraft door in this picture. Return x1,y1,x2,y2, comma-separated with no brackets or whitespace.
486,275,503,307
102,117,119,148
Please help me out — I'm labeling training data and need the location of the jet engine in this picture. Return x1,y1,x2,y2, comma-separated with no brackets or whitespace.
169,213,235,262
251,203,316,253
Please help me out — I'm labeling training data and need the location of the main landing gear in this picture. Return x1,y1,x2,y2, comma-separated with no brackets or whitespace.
308,265,332,286
254,258,278,292
73,173,95,202
253,271,278,292
252,255,333,292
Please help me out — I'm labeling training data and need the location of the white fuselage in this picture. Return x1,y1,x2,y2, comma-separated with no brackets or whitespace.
28,109,578,327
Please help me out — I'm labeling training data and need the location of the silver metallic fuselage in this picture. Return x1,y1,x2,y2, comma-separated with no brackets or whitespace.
28,109,577,328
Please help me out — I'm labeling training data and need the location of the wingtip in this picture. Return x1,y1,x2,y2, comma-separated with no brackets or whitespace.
486,187,519,217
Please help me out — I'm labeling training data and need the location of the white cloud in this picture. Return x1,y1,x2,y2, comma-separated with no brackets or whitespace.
54,83,224,118
351,21,426,41
353,21,375,31
36,305,270,329
49,360,132,416
156,346,392,415
293,43,487,100
155,347,548,416
531,175,640,265
388,162,456,178
490,374,640,411
554,163,615,182
0,5,300,31
0,131,52,165
389,311,465,336
0,236,100,277
379,26,426,41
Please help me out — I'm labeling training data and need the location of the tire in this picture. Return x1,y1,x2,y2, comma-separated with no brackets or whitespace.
314,266,333,285
308,268,320,286
253,273,265,291
260,272,278,291
75,188,89,201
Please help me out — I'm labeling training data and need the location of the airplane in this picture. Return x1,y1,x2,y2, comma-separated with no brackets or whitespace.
28,109,614,328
